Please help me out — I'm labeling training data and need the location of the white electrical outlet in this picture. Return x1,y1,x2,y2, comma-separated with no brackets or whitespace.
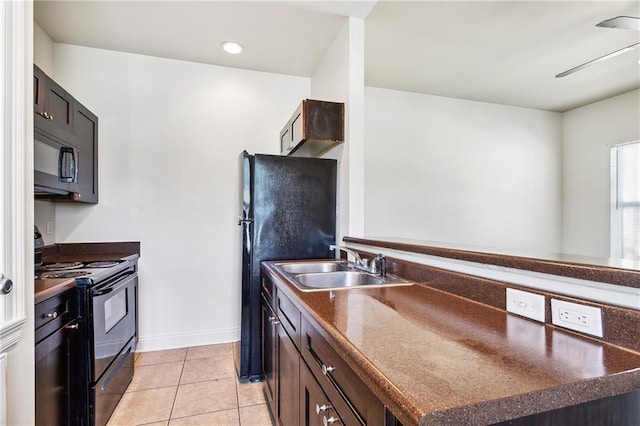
551,299,603,337
506,288,545,322
46,221,54,235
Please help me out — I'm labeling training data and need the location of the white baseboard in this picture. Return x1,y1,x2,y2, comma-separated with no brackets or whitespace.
136,327,240,353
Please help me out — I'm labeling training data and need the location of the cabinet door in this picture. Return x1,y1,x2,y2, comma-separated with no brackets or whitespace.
44,76,75,135
280,125,291,155
34,65,47,116
35,319,79,426
262,296,277,420
33,66,76,140
73,102,99,203
276,322,299,426
300,362,341,426
290,105,304,150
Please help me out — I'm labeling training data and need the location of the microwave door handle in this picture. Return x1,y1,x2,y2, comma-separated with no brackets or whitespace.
58,147,77,183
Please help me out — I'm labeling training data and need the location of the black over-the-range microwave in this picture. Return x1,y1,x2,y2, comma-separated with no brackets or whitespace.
34,127,80,196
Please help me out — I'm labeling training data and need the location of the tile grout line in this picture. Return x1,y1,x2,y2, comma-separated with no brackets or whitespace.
234,355,242,426
231,342,241,425
115,346,243,425
167,352,188,424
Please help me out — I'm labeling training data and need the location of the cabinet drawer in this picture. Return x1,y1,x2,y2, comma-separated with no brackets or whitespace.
300,360,360,426
277,291,300,349
35,289,77,343
301,315,384,425
262,277,275,306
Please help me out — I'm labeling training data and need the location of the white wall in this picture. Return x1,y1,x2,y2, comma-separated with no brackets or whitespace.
33,22,54,75
52,44,309,350
364,87,563,253
562,89,640,257
33,22,57,245
313,17,365,241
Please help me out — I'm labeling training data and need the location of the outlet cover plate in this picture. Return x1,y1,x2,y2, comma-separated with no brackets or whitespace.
551,299,603,337
506,288,545,322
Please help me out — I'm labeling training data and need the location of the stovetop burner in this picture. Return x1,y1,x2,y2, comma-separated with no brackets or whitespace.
40,270,95,279
36,259,129,283
42,262,85,271
85,261,122,268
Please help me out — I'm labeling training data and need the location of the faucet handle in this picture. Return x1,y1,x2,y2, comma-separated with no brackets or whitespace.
377,253,387,277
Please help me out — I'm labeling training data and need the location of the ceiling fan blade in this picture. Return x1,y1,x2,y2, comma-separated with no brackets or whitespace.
596,16,640,31
555,42,640,78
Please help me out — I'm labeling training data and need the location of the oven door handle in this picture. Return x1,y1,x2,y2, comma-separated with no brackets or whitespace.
93,287,115,296
92,272,136,296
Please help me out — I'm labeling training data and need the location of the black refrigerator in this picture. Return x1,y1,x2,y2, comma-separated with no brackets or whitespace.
237,151,337,381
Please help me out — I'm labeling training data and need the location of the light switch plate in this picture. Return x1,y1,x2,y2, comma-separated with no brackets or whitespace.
551,299,603,337
506,288,545,322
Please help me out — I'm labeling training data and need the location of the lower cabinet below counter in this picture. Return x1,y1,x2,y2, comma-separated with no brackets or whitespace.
261,275,400,426
35,288,80,425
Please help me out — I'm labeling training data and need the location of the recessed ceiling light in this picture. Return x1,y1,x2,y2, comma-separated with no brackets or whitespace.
596,16,640,31
222,41,243,55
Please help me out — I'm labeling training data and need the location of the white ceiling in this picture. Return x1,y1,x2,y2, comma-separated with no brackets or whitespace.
35,1,640,112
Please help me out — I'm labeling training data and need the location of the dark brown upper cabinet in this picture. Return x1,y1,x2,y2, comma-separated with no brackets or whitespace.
34,65,99,204
34,65,75,140
73,101,99,204
280,99,344,157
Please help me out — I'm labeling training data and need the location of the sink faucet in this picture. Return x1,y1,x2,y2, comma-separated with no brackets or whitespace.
329,245,365,267
329,246,387,277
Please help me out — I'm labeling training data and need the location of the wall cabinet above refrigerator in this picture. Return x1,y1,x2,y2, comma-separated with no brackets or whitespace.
280,99,344,157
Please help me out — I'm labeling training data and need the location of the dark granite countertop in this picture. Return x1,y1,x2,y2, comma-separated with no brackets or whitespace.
35,242,140,304
262,260,640,425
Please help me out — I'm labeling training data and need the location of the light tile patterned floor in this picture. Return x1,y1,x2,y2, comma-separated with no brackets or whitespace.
107,343,274,426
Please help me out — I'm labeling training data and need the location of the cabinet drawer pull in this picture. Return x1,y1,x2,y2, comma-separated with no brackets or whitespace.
321,364,335,375
65,323,79,330
315,403,332,415
43,312,58,319
323,415,340,425
269,315,280,325
39,111,54,120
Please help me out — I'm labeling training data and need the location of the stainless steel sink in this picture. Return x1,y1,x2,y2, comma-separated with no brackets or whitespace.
277,260,349,274
291,270,411,291
296,271,385,288
273,260,412,291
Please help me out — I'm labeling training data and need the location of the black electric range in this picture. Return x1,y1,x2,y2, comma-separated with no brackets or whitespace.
37,257,138,426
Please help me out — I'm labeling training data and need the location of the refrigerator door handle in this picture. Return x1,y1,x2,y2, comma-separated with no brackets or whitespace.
238,217,254,226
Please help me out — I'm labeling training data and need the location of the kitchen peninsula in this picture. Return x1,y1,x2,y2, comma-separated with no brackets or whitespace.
261,237,640,425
